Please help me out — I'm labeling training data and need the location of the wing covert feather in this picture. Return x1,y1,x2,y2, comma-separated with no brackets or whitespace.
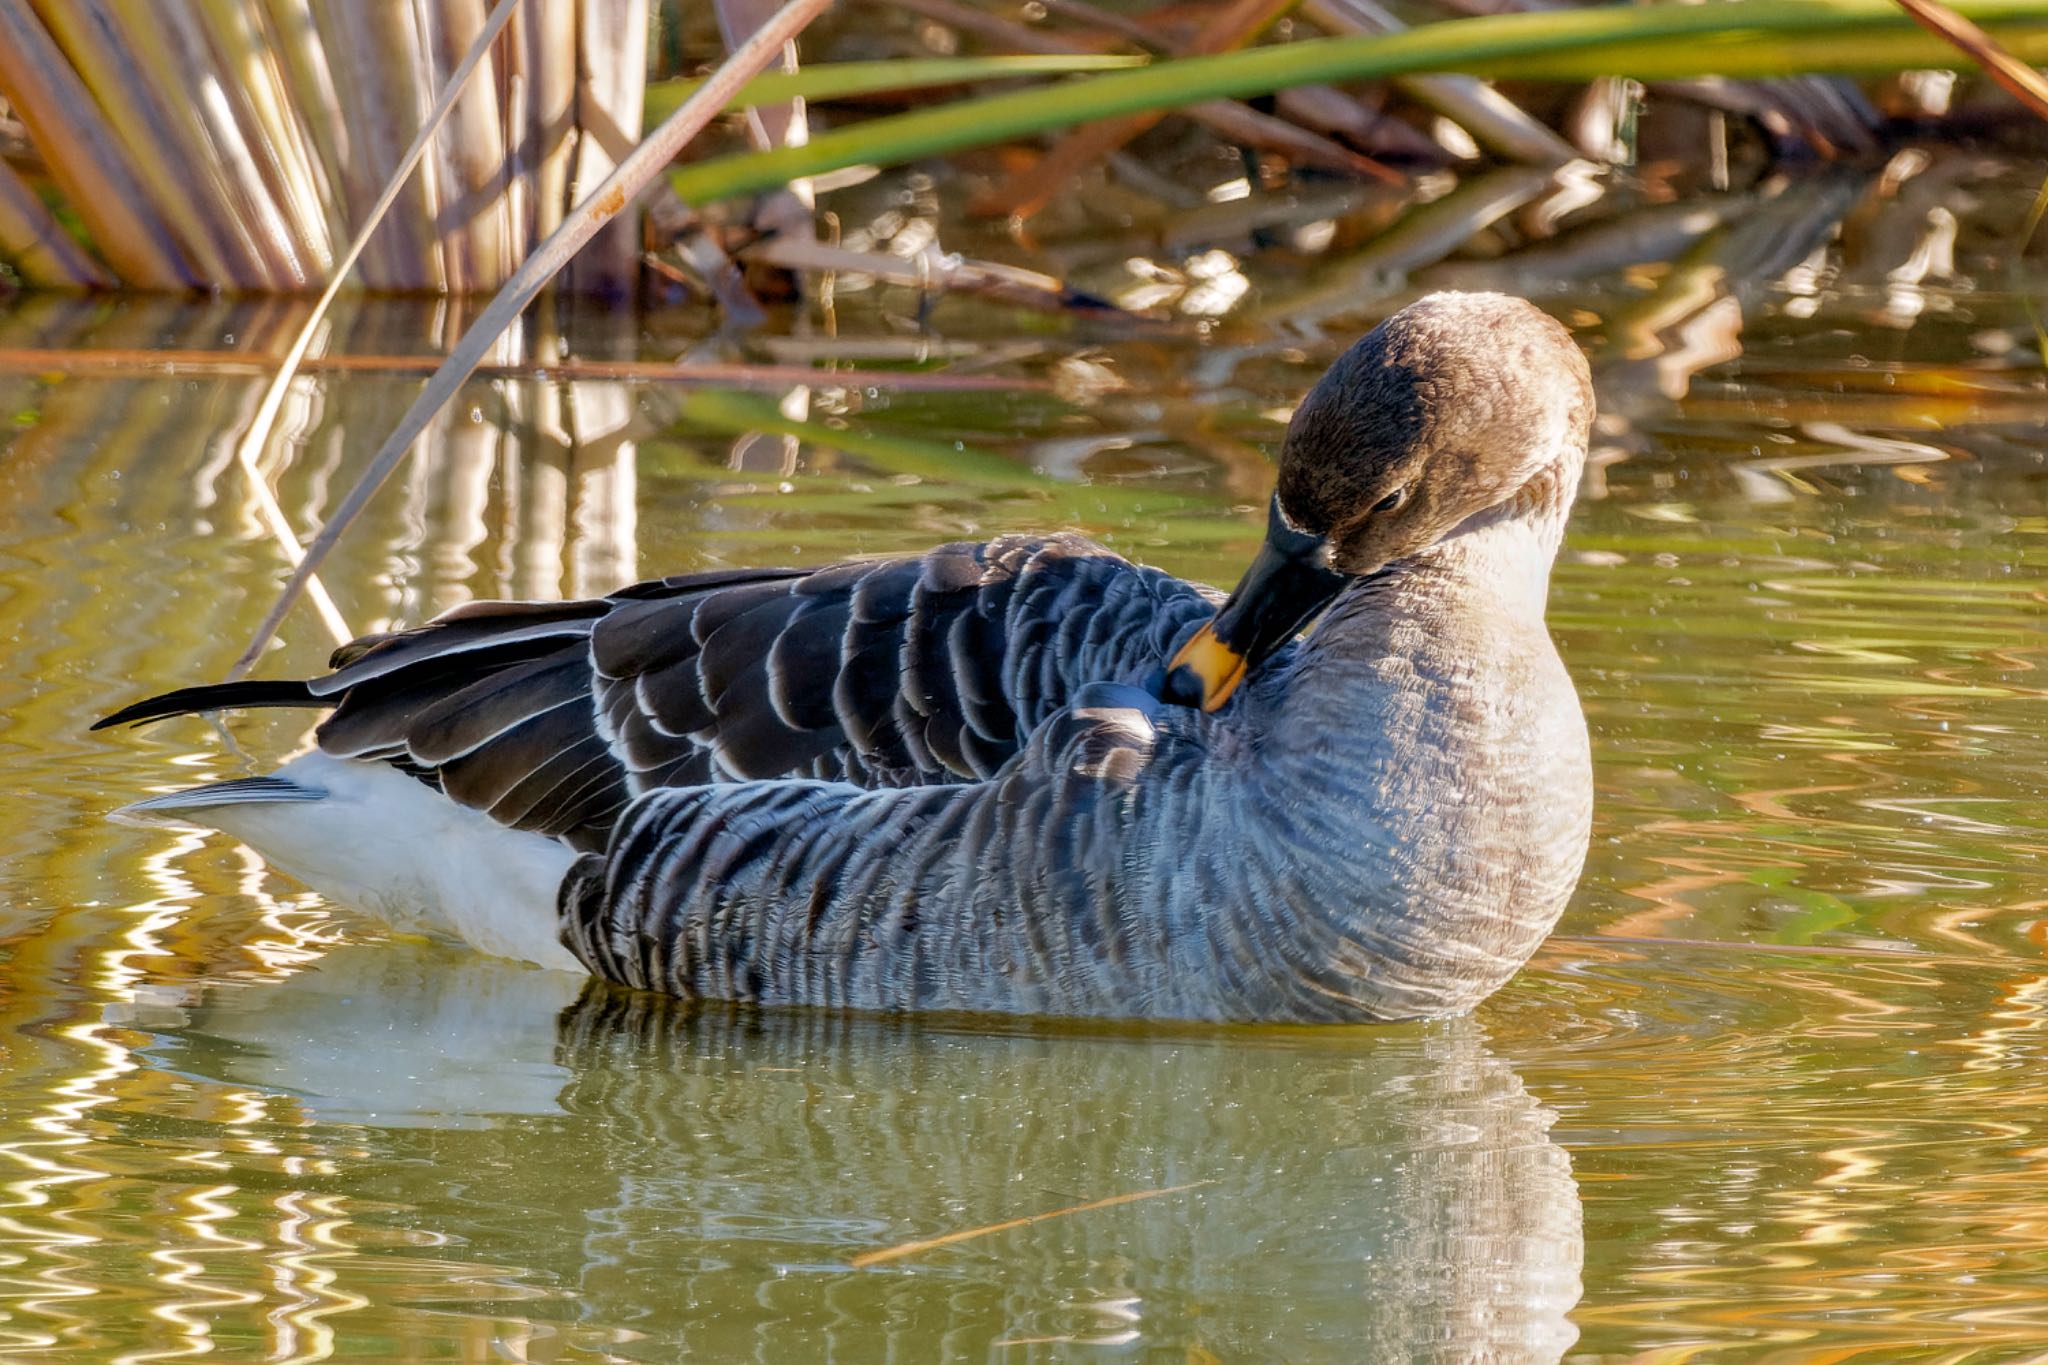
111,537,1224,853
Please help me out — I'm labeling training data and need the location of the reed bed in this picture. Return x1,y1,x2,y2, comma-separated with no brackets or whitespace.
4,0,2048,304
0,0,646,295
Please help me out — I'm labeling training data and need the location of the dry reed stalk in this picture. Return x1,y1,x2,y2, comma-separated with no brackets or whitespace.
880,0,1392,194
0,1,197,288
1300,0,1579,164
317,3,443,290
571,0,650,298
428,0,515,291
886,0,1108,57
392,2,452,293
1893,0,2048,116
886,0,1392,188
201,0,337,278
96,0,284,286
979,0,1303,220
417,0,470,291
262,0,364,265
1042,0,1444,161
499,2,533,254
162,1,320,287
714,0,815,219
523,0,579,254
704,0,813,327
0,345,1054,389
0,156,112,288
232,0,837,675
216,0,523,657
1184,98,1404,179
305,3,406,287
1041,0,1161,49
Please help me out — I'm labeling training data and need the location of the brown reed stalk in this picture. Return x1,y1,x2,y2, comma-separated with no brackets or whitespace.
0,0,198,288
0,155,112,288
261,0,367,268
103,0,280,285
524,0,579,255
200,0,338,280
314,3,442,290
233,0,835,674
428,0,516,291
155,0,318,287
570,0,650,298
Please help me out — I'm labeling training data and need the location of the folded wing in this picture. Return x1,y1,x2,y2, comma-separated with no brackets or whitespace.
98,534,1221,852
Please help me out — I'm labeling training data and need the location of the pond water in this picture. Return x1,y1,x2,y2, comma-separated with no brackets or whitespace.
6,167,2048,1359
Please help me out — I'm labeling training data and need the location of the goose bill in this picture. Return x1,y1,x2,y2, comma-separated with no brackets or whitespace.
1164,499,1347,712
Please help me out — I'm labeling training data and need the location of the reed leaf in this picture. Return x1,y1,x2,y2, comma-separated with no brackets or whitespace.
668,0,2048,208
644,54,1150,122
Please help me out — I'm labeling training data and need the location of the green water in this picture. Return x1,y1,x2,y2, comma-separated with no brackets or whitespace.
5,252,2048,1359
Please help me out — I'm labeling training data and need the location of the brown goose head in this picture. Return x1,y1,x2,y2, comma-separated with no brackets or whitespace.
1163,292,1594,712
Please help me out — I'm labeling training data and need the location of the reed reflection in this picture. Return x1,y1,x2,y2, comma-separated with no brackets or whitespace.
154,946,1585,1361
0,293,639,644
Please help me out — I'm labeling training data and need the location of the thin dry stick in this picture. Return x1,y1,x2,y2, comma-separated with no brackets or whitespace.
222,0,523,668
849,1180,1217,1269
231,0,835,677
883,0,1387,182
1886,0,2048,355
1891,0,2048,116
1299,0,1577,165
0,347,1057,390
980,0,1302,220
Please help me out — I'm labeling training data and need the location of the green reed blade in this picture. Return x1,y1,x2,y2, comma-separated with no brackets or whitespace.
670,0,2048,209
646,54,1151,123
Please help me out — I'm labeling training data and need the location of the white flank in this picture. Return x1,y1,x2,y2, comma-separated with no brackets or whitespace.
115,751,585,973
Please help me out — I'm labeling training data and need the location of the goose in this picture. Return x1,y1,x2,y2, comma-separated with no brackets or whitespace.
98,291,1594,1024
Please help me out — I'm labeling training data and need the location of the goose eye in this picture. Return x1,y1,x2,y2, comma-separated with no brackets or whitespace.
1372,488,1406,513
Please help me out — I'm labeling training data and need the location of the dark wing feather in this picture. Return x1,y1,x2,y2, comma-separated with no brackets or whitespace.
99,536,1226,854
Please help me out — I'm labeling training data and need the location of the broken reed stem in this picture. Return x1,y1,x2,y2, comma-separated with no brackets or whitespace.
220,0,524,667
241,466,356,648
979,0,1304,220
1891,0,2048,116
848,1180,1217,1269
230,0,837,677
0,344,1055,390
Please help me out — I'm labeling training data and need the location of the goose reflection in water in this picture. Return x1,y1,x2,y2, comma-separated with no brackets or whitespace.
142,945,1584,1361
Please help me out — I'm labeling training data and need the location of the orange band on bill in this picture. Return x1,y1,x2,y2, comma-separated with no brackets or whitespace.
1167,624,1249,712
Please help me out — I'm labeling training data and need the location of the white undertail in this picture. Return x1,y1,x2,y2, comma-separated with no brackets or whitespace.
116,751,584,972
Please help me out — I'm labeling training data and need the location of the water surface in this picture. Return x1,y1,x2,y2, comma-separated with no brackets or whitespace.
6,166,2048,1358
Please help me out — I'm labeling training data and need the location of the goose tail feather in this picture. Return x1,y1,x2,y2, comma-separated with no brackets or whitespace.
93,680,322,730
111,775,327,828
